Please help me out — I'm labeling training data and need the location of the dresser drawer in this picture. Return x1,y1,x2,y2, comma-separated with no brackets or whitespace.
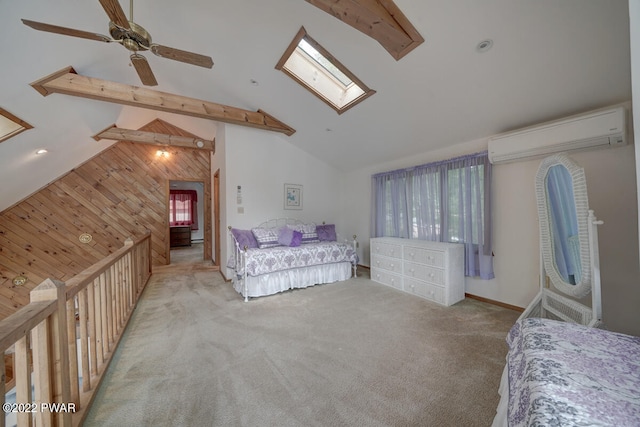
404,277,444,304
403,246,445,268
371,254,402,274
371,268,403,290
370,241,402,259
403,261,445,286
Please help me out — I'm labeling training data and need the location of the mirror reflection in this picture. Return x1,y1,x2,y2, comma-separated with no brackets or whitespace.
546,164,580,285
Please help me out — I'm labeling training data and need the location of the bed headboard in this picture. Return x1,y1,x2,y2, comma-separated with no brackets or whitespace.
256,218,306,229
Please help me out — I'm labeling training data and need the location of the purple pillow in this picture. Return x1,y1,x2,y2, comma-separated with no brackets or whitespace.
317,224,337,241
231,228,258,249
278,228,303,247
277,226,295,246
290,230,302,247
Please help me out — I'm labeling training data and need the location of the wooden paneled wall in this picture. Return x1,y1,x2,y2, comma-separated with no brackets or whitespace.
0,120,212,319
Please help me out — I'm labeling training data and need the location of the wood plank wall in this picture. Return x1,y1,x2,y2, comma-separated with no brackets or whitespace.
0,119,212,319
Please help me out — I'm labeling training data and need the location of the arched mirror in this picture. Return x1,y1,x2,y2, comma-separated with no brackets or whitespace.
535,154,592,298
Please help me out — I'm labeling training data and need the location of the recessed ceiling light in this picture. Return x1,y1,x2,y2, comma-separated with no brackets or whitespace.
476,39,493,53
36,149,48,154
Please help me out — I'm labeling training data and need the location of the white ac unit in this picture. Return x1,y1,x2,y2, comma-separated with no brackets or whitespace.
488,106,627,164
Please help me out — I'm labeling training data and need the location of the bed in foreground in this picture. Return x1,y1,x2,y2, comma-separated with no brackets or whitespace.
493,317,640,427
228,219,358,301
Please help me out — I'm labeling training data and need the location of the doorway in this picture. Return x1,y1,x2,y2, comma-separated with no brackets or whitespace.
168,180,211,265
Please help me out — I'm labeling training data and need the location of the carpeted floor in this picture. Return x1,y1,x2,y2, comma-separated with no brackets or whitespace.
84,251,519,426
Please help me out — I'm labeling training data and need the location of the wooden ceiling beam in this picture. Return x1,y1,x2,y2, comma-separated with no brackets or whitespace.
305,0,424,60
92,125,215,151
31,66,296,136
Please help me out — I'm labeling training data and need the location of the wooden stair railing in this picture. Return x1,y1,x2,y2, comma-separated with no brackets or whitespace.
0,232,152,426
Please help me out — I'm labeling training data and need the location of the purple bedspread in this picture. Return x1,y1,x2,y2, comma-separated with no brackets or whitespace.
507,318,640,427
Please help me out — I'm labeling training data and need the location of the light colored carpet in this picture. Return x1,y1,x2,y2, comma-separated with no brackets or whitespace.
84,264,519,426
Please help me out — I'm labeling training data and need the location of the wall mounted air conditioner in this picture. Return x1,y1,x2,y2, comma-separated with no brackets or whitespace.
488,106,627,164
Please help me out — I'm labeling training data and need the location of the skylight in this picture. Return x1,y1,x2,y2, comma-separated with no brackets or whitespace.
0,108,32,143
275,27,375,114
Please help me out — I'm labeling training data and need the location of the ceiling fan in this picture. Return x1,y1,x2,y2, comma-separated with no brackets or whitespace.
22,0,214,86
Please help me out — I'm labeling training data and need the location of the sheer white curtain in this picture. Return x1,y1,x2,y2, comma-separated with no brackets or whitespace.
371,152,493,279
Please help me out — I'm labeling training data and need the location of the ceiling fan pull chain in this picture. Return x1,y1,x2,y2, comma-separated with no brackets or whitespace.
130,0,134,23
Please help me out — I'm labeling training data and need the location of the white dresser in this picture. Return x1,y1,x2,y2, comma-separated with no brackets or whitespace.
370,237,465,306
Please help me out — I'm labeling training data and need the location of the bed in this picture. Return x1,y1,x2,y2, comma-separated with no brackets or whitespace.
227,219,358,301
493,317,640,427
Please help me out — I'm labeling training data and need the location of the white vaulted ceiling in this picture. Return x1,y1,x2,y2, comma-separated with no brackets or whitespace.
0,0,631,211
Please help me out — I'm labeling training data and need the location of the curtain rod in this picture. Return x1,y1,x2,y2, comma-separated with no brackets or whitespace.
372,151,488,178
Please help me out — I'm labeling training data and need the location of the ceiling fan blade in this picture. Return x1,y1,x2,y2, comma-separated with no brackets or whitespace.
22,19,112,42
99,0,130,29
150,44,214,69
130,54,158,86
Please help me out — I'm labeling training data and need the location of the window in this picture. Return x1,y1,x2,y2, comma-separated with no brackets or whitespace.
0,108,32,143
169,190,198,230
372,152,493,279
275,27,375,114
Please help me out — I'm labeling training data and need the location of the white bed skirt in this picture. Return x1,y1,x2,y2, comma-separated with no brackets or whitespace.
233,262,352,299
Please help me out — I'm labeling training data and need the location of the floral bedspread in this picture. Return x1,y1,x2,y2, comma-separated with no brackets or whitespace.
507,318,640,427
230,242,357,277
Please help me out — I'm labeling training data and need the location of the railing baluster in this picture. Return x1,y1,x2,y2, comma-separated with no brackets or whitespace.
87,280,97,377
15,335,31,427
78,288,91,392
100,273,109,357
31,318,51,427
66,298,79,405
113,265,121,332
105,270,113,349
94,278,103,367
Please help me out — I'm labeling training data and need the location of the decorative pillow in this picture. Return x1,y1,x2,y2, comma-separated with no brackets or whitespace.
290,230,302,247
287,223,320,244
316,224,337,241
277,226,295,246
251,227,281,249
231,228,258,249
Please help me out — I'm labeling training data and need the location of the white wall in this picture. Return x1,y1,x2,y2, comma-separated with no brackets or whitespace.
214,125,346,278
341,121,640,335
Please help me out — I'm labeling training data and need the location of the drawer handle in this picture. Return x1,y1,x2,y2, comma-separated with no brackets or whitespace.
376,274,380,279
390,263,395,268
410,268,415,273
429,273,434,278
376,261,380,266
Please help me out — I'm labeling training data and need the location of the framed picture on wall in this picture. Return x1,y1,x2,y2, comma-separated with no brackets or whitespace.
284,183,303,210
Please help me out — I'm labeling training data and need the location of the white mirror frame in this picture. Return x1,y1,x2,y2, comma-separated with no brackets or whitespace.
535,154,592,298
